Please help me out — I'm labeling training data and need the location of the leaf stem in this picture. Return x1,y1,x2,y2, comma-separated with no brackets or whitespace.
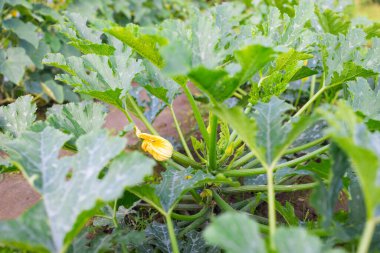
182,84,209,145
178,212,210,238
112,200,119,228
171,206,208,221
220,182,318,193
358,218,378,253
126,94,158,135
223,145,329,177
212,189,234,212
208,114,218,171
266,166,276,251
294,86,326,117
165,214,180,253
169,105,194,160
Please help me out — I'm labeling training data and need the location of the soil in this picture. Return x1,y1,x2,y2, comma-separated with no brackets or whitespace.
0,173,40,220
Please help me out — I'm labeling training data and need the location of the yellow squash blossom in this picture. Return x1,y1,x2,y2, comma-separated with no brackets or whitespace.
135,126,173,161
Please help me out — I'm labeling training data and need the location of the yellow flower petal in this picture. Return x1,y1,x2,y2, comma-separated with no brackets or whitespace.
135,126,173,161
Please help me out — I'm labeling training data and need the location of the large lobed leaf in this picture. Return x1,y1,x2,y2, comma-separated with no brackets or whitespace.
212,97,314,166
0,127,155,252
319,102,380,219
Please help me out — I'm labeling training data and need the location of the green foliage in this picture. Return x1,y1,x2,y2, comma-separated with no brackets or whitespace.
1,1,380,253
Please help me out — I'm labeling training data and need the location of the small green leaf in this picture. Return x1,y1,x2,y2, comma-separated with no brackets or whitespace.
3,18,40,48
316,8,350,35
155,167,214,212
347,77,380,121
189,45,275,102
47,101,107,141
203,212,265,253
0,47,33,84
0,95,36,138
106,24,166,68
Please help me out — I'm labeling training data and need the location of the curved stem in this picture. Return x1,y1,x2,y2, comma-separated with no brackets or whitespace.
126,94,158,135
223,145,329,177
182,84,209,145
212,189,234,212
165,214,180,253
169,105,194,160
171,206,208,221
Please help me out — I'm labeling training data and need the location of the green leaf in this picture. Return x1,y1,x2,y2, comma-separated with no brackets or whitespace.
43,47,144,100
254,97,293,164
319,102,380,218
0,127,155,252
145,222,179,253
250,49,314,103
3,18,40,48
213,96,314,165
135,60,180,104
347,77,380,121
320,29,377,86
0,95,36,138
274,227,322,253
106,24,166,68
275,201,299,226
316,8,350,35
203,212,266,253
0,47,33,84
311,144,350,226
330,62,376,87
155,167,214,212
41,80,64,103
364,22,380,39
20,40,51,69
46,101,107,141
189,45,275,102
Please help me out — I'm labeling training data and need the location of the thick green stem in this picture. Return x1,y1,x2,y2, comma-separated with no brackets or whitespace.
266,166,276,251
208,115,218,171
221,182,318,193
171,207,208,221
212,189,234,211
169,105,194,160
172,151,202,169
223,145,329,177
182,84,209,145
357,218,377,253
126,94,158,135
165,214,180,253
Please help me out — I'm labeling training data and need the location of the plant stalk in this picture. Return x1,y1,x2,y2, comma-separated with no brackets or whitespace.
357,218,377,253
182,84,209,145
223,145,329,177
266,166,276,251
169,105,194,160
208,114,218,171
165,214,180,253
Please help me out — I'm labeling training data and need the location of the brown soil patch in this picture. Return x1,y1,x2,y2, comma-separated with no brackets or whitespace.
0,173,40,220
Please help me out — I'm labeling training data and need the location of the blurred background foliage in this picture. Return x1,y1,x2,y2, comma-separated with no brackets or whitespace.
0,0,379,106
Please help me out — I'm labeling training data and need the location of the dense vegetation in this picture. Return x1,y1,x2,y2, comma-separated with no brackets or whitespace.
1,0,380,252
